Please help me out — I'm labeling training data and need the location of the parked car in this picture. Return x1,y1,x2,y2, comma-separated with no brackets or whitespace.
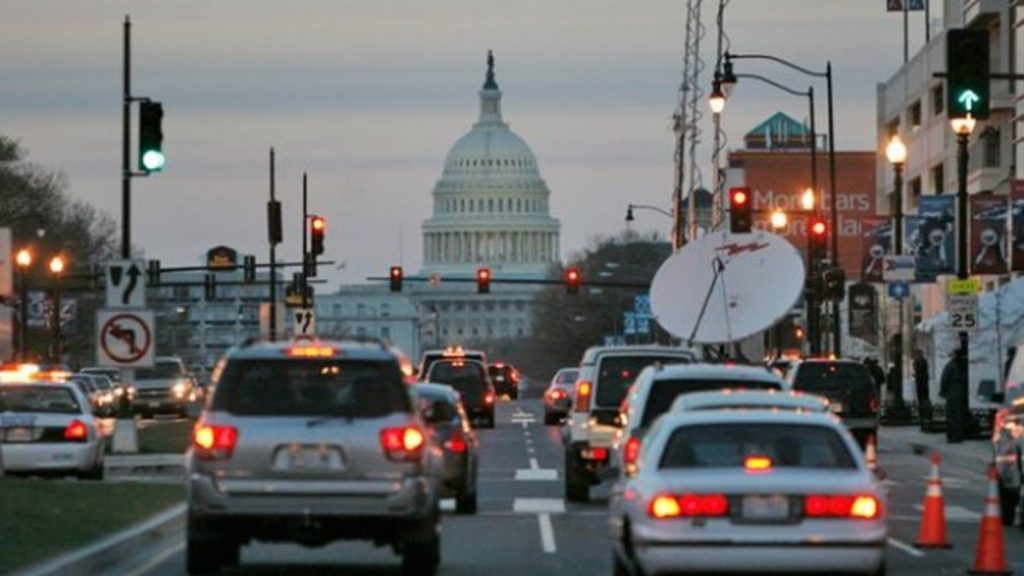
0,381,105,480
132,356,195,418
990,342,1024,525
425,359,496,429
564,345,696,502
543,367,578,425
186,340,443,575
611,363,787,478
785,358,880,448
414,383,479,514
487,363,520,400
609,410,886,575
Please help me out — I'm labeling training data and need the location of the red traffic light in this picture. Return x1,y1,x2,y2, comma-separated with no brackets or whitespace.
389,266,403,292
564,266,581,294
809,218,827,237
476,267,491,294
311,216,326,232
730,188,749,206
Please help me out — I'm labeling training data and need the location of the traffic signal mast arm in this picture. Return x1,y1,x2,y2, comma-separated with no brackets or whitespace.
365,274,650,290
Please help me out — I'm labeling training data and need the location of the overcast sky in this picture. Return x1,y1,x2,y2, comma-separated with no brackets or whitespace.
2,1,935,287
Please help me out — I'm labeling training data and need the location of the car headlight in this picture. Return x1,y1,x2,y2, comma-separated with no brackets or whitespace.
172,381,188,398
114,387,125,396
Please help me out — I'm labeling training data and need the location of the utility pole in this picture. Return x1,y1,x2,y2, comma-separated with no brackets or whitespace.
268,148,281,341
301,173,309,309
122,15,131,259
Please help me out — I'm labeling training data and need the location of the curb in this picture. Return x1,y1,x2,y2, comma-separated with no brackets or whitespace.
13,503,185,576
883,429,992,473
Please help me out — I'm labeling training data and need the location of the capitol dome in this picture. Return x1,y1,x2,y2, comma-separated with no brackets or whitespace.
422,52,561,279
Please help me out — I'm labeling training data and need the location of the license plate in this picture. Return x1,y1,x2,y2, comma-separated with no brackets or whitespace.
5,427,32,442
148,401,161,408
272,445,344,472
742,495,790,520
829,402,844,413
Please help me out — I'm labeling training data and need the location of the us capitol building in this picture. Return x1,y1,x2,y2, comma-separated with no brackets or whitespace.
315,53,561,358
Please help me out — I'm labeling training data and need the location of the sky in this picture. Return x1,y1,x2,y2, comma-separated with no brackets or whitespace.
2,1,937,288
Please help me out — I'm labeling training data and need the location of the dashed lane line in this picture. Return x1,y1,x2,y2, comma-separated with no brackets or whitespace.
513,498,566,514
529,457,540,470
515,469,558,481
887,537,925,558
538,513,557,553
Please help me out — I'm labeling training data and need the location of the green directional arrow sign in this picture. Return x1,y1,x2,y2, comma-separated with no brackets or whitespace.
958,90,980,111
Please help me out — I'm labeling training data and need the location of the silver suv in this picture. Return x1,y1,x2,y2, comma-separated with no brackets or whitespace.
186,341,442,575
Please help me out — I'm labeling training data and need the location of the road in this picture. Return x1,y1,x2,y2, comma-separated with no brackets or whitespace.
96,389,1024,575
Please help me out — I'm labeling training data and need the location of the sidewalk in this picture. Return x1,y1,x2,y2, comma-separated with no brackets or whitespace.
881,425,992,473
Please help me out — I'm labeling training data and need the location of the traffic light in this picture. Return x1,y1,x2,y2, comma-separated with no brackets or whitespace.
390,266,404,292
823,267,846,301
310,215,326,256
809,217,828,260
947,28,989,120
729,187,752,234
303,252,317,278
138,101,165,172
147,259,161,285
243,255,256,284
564,266,581,295
476,267,491,294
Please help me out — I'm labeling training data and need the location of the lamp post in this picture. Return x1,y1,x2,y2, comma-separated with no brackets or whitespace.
15,249,32,361
48,256,64,364
949,116,976,444
885,135,907,410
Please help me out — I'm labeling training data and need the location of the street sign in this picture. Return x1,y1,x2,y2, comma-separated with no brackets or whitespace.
105,259,147,308
887,282,910,300
947,294,979,333
96,309,155,367
634,294,652,318
947,277,981,295
882,255,916,282
293,308,316,337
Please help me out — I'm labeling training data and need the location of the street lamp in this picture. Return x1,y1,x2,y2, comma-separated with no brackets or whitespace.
948,115,976,443
15,249,32,361
48,256,64,364
801,188,816,212
625,203,673,224
708,80,727,114
885,134,907,410
770,209,788,230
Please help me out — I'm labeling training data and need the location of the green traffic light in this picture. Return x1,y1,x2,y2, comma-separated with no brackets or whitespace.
957,89,980,111
141,150,166,171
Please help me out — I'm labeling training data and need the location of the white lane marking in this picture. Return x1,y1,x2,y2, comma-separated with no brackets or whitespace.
526,438,534,445
911,504,980,521
880,479,900,487
120,541,185,576
887,537,925,558
440,499,456,512
529,457,539,470
514,498,566,513
527,447,535,454
515,469,558,481
524,430,532,437
538,513,557,553
521,421,529,430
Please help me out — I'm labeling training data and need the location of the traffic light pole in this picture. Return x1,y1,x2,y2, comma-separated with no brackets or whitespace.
301,173,309,310
122,16,131,259
268,148,278,341
950,130,972,443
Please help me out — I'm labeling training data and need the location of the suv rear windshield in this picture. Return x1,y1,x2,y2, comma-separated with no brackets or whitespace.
793,362,873,391
0,386,81,414
427,362,488,399
660,423,855,470
640,378,781,428
136,361,184,380
212,359,410,417
420,352,485,377
596,356,691,407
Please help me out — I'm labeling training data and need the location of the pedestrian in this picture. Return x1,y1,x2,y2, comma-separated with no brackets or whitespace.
912,348,931,425
1005,346,1017,382
864,357,885,391
941,348,969,443
886,362,903,408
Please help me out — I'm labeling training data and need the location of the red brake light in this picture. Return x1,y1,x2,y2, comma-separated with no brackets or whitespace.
623,436,642,465
574,380,592,412
445,429,468,454
64,419,89,442
804,495,880,520
380,426,426,461
193,424,238,460
484,391,495,405
649,493,729,519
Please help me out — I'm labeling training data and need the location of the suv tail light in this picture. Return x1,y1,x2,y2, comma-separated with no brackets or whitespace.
573,380,592,412
623,436,642,466
648,493,729,519
64,419,89,442
193,424,239,460
380,426,426,461
444,429,468,454
804,494,880,519
868,395,880,413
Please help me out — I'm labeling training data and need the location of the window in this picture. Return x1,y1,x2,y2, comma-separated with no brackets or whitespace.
380,326,391,339
909,177,922,211
488,198,494,212
931,163,945,195
660,423,855,470
909,100,922,130
381,303,391,317
983,128,1001,168
931,84,944,115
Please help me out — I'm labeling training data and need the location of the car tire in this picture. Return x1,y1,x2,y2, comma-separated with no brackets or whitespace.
186,538,225,575
871,562,887,576
401,529,440,576
456,486,478,515
999,481,1019,526
565,449,590,503
544,412,559,426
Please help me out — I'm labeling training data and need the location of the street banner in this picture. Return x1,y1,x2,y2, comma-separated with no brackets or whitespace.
886,0,925,11
1012,180,1024,271
970,195,1009,275
860,218,891,283
848,282,878,344
913,196,955,281
27,291,76,329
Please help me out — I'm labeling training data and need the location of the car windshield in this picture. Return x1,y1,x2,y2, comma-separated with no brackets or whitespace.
596,356,690,407
212,359,410,417
554,370,578,386
640,378,781,428
0,386,81,414
136,361,184,380
660,423,856,470
793,363,874,392
428,362,488,398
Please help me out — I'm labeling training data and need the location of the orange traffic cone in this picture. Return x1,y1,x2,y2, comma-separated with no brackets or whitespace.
968,464,1011,575
865,435,883,479
916,453,952,549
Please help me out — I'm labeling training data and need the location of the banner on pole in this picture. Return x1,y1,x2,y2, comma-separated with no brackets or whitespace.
848,283,878,344
912,196,955,281
1012,180,1024,271
860,218,891,283
970,195,1009,275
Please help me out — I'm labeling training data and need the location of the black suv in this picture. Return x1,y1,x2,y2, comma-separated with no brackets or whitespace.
425,359,496,428
786,358,880,447
487,363,520,400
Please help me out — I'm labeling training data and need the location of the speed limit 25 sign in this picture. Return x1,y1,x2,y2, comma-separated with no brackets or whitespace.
947,294,978,333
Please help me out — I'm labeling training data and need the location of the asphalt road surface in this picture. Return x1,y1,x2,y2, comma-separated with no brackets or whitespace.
96,389,1024,576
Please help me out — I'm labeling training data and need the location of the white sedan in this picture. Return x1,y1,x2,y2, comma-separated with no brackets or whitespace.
609,410,886,575
0,382,105,479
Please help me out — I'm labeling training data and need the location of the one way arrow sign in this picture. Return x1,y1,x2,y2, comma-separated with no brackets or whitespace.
106,259,147,309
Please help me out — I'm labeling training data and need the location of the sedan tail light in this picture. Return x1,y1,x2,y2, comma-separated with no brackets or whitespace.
64,419,89,442
380,426,426,462
573,380,592,412
804,494,880,520
648,493,729,519
444,429,468,454
623,436,642,471
483,391,496,405
193,424,238,460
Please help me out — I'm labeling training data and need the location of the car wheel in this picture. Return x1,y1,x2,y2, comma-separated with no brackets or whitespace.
999,481,1019,526
456,486,478,514
565,449,590,503
186,538,225,575
79,462,104,481
402,528,440,576
871,562,887,576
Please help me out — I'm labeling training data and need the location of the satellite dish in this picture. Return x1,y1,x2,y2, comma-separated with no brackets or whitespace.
651,229,805,344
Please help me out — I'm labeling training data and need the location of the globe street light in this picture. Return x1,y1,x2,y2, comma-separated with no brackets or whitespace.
15,249,32,361
885,134,907,411
801,188,816,212
770,209,788,230
48,256,65,364
708,79,727,114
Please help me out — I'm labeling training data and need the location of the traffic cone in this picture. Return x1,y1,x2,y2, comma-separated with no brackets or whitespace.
967,465,1011,575
916,453,952,549
865,435,883,479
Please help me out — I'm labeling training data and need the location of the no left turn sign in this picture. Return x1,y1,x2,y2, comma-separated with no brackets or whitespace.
96,309,155,368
